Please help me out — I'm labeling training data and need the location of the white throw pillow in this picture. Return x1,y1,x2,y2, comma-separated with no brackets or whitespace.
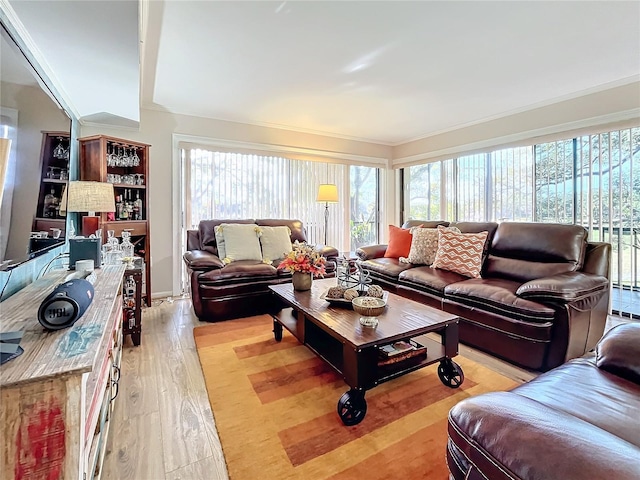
259,226,292,262
214,225,226,261
219,223,262,263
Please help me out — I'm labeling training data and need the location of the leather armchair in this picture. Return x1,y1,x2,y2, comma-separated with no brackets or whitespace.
447,323,640,480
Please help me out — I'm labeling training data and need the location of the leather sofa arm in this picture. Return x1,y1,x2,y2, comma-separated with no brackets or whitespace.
448,392,640,480
356,244,388,260
596,323,640,384
516,272,608,306
183,250,225,271
315,244,339,259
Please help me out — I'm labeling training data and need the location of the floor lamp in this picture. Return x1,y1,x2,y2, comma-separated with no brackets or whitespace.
316,184,338,245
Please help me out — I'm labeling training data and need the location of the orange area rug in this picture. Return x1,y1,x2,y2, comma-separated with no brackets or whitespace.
194,315,518,479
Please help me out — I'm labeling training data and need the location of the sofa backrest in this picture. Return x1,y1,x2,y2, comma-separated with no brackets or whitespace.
485,222,588,283
401,220,449,229
194,219,308,256
198,219,256,255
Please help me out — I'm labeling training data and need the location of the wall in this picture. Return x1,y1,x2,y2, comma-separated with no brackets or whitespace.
80,109,393,297
393,81,640,167
82,80,640,297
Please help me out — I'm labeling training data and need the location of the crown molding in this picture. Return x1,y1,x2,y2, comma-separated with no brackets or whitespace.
392,108,640,168
141,102,394,147
173,133,391,168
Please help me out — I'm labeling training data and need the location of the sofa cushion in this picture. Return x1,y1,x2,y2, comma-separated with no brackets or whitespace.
448,386,640,480
432,228,488,278
485,222,588,283
360,257,414,280
258,226,292,262
444,277,556,323
384,224,413,258
221,223,263,262
596,323,640,385
513,357,640,448
399,266,468,296
198,260,277,283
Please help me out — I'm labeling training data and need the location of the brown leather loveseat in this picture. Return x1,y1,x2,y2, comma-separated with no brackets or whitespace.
184,219,339,322
357,221,611,371
447,322,640,480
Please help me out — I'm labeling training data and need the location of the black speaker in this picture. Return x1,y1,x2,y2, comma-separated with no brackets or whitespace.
69,238,101,269
37,279,95,330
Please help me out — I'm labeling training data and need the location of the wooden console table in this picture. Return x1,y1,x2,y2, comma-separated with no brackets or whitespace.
0,265,126,479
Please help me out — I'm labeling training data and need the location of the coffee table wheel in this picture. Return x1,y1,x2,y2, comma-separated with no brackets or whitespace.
438,358,464,388
337,389,367,426
273,320,283,342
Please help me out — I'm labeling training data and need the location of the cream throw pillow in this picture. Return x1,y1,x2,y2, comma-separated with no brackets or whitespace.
401,226,460,265
259,226,292,263
219,223,262,263
214,225,226,261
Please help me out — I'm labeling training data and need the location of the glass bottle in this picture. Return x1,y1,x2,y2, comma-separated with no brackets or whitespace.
126,189,134,219
119,194,129,220
121,231,134,258
43,188,58,218
115,195,123,220
133,191,142,220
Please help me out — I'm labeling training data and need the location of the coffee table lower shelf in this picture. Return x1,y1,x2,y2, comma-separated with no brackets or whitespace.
271,308,464,425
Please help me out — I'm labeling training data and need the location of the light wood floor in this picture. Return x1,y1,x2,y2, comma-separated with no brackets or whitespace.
102,298,630,479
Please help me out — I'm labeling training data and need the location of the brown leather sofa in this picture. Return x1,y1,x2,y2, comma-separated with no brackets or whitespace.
357,221,611,371
447,322,640,480
184,219,339,322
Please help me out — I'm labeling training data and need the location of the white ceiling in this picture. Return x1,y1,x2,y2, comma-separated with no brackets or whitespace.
5,1,640,144
7,0,140,126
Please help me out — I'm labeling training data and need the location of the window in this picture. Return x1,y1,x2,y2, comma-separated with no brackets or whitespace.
534,140,574,223
350,165,378,250
456,154,486,221
491,147,534,222
403,126,640,296
405,162,442,220
183,148,379,252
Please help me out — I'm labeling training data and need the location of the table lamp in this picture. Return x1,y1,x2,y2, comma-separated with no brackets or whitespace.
316,184,338,245
63,181,115,237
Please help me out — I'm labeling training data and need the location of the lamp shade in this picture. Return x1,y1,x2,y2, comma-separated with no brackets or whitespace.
316,184,338,203
64,181,115,213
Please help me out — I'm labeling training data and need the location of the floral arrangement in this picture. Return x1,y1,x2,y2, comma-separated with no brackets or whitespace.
277,241,327,276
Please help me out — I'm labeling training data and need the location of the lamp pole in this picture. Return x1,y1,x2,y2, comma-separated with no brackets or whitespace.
324,202,330,245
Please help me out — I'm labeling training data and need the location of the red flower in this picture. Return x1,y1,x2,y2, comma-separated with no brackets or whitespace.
277,241,326,277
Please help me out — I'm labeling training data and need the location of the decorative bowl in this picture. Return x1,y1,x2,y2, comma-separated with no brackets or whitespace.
352,296,386,327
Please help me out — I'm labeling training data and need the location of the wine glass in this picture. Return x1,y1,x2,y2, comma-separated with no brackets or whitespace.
132,148,140,166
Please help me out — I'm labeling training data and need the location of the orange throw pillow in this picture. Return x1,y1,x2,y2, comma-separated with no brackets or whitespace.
384,225,413,258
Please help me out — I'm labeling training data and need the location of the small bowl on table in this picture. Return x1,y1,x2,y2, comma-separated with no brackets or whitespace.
352,296,386,328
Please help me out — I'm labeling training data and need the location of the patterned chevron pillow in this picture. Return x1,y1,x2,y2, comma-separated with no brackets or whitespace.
431,227,488,278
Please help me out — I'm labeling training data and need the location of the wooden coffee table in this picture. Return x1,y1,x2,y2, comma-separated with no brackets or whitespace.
269,278,463,425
